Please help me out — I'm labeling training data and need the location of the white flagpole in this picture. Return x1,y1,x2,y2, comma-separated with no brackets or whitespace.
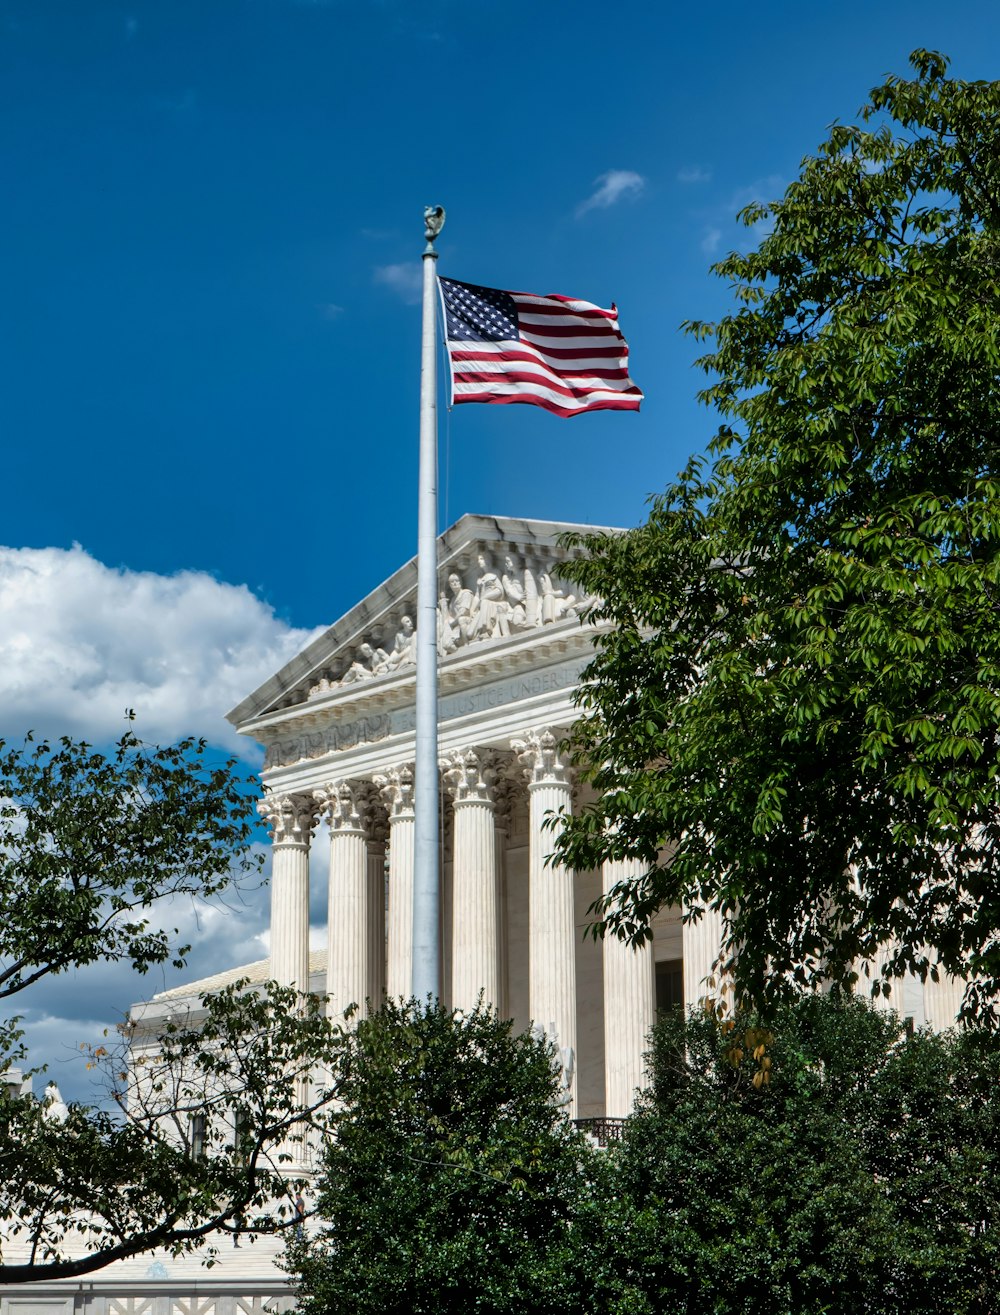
411,205,445,1003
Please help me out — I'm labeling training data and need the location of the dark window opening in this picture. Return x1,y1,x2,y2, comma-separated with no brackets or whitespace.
189,1113,207,1160
656,958,684,1013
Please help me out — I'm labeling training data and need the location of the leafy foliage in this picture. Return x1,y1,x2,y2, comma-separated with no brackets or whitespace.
0,724,346,1282
1,983,344,1281
288,1001,639,1315
618,997,1000,1315
291,998,1000,1315
0,722,260,1010
556,52,1000,1018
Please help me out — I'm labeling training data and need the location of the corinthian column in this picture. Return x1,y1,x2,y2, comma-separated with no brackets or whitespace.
376,764,415,1000
602,857,654,1116
514,728,578,1117
258,793,318,993
315,781,377,1023
366,813,388,1006
443,748,500,1012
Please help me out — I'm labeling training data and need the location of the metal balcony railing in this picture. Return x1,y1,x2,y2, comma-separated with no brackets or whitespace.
573,1116,627,1147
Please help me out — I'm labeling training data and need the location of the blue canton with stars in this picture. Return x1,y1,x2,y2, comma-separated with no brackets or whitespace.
440,278,519,342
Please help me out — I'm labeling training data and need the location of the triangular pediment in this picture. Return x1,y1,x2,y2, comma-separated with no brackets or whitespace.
227,514,616,734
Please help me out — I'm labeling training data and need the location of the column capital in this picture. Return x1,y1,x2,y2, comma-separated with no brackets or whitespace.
257,793,318,846
315,773,386,836
512,728,572,789
374,763,416,821
367,818,389,848
315,778,363,831
441,747,499,806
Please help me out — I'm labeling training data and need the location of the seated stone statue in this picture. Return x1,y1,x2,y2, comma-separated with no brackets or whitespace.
383,615,417,671
340,640,390,684
475,552,511,639
539,572,582,624
501,553,539,631
447,571,479,642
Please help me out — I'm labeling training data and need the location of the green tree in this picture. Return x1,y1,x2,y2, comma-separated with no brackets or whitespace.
616,997,1000,1315
556,51,1000,1019
288,1000,639,1315
0,725,345,1282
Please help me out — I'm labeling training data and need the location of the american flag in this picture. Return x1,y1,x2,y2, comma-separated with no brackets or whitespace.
438,277,643,418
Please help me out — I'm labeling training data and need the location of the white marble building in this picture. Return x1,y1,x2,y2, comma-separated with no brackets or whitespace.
225,513,676,1121
217,511,965,1120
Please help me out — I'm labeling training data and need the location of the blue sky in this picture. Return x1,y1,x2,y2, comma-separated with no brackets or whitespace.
3,0,999,1097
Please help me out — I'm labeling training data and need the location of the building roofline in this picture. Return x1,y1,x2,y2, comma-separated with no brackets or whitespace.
226,512,620,728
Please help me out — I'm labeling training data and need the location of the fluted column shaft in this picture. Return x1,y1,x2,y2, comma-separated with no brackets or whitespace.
683,902,724,1008
258,793,318,1170
377,765,415,1000
602,857,654,1116
366,835,386,1005
494,811,511,1018
924,970,965,1031
258,794,317,993
515,729,577,1117
444,749,500,1012
317,781,371,1023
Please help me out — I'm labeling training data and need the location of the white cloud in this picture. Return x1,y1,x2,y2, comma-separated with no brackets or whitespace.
677,165,711,184
319,301,345,320
692,174,787,257
17,834,334,1105
374,262,423,305
726,174,786,236
0,551,331,1104
0,544,323,758
18,873,272,1103
575,169,646,218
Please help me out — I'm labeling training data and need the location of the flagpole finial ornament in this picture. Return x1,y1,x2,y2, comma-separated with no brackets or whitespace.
423,205,446,249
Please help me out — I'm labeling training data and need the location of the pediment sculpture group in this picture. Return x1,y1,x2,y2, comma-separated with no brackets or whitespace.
308,549,591,698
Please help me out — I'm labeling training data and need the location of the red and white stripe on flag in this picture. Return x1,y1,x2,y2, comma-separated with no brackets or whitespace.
438,277,643,418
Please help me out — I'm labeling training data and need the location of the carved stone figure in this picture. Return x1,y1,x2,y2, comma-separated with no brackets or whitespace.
301,543,600,701
475,552,510,639
448,571,478,640
539,571,580,624
501,554,526,629
502,553,540,631
437,591,458,655
383,614,417,671
340,640,390,684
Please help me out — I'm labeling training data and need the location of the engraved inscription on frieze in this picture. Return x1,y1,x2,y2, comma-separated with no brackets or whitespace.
263,659,589,769
263,714,392,769
390,658,589,735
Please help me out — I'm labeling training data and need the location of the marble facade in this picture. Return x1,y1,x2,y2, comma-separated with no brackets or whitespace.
224,512,960,1120
225,515,674,1119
